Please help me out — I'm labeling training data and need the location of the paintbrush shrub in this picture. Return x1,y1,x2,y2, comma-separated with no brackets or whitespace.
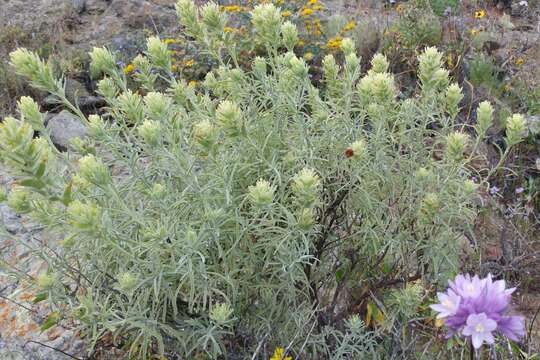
0,1,527,358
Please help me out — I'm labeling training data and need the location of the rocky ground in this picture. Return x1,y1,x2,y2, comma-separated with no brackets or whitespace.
0,0,539,358
0,167,86,360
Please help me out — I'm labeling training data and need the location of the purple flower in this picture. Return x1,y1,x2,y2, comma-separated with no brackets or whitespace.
497,315,525,341
462,313,497,348
431,273,525,349
430,290,461,318
449,274,485,298
489,186,500,195
515,187,524,194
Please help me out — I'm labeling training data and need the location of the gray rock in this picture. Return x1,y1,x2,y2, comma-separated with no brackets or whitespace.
0,204,22,234
527,115,539,135
46,111,87,150
72,0,86,14
511,0,528,16
44,79,91,106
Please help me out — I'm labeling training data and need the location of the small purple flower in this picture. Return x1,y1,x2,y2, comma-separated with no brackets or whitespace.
515,187,524,194
449,274,485,298
431,273,525,349
462,313,497,348
489,186,500,195
430,289,461,318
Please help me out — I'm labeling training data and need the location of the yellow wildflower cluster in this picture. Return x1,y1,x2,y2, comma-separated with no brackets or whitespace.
305,18,322,36
515,57,525,66
270,347,292,360
221,5,246,12
301,0,323,18
326,36,343,50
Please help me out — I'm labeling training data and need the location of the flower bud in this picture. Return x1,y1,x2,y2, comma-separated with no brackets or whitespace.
346,139,367,161
150,183,166,199
89,47,116,78
193,120,216,148
341,38,355,56
203,72,218,91
251,4,282,46
248,179,275,207
87,114,106,139
445,132,469,162
418,47,448,92
176,0,203,39
117,90,144,124
344,53,360,75
137,120,161,146
210,303,233,325
476,101,493,136
445,83,463,118
358,73,396,104
281,21,298,51
10,48,57,92
37,272,55,289
116,272,138,292
67,201,100,231
18,96,43,130
7,188,32,214
146,36,171,71
297,207,315,230
292,168,320,206
78,154,110,186
347,315,363,331
505,113,527,146
370,53,389,74
420,192,440,219
201,2,226,34
322,54,339,81
144,92,171,119
415,167,431,180
96,77,117,99
288,55,308,78
463,179,479,195
252,57,267,77
216,100,243,137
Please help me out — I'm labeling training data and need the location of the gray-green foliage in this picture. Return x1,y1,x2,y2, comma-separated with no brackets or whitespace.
0,1,528,358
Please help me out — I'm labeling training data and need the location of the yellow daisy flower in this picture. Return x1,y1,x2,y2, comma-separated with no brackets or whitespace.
303,52,314,61
182,59,196,68
270,347,292,360
301,7,313,16
474,10,486,19
342,21,356,32
123,64,135,75
515,57,525,66
326,36,343,50
281,10,292,17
